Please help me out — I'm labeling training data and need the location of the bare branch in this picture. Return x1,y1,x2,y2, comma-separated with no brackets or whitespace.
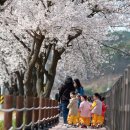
26,30,34,37
0,36,8,41
58,29,82,55
87,4,102,18
40,0,46,9
66,28,82,47
11,32,31,52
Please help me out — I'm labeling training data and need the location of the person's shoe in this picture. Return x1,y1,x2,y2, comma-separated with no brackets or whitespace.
63,123,67,126
73,125,78,128
66,124,73,128
81,125,87,128
91,125,96,129
96,124,101,128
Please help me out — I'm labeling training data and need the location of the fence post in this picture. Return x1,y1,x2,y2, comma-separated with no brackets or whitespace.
53,100,59,124
16,96,24,130
25,96,33,130
46,98,49,127
124,69,128,130
38,97,46,129
55,100,59,124
48,99,52,128
32,97,39,129
4,95,13,130
127,65,130,130
50,100,54,126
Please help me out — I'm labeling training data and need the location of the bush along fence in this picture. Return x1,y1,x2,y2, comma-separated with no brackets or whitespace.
0,95,59,130
103,65,130,130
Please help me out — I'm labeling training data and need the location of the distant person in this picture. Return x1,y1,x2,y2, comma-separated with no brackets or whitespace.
67,91,78,128
79,95,91,128
90,93,102,128
59,76,75,125
74,79,84,96
74,79,84,107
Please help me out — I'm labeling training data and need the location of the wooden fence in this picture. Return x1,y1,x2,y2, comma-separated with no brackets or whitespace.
0,95,59,130
103,65,130,130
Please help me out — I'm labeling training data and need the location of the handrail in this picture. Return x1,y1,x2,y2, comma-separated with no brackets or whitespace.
1,95,59,130
103,65,130,130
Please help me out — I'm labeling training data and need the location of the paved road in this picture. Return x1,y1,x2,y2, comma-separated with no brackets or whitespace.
50,117,106,130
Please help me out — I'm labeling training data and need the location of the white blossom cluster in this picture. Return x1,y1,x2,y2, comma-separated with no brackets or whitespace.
0,0,130,86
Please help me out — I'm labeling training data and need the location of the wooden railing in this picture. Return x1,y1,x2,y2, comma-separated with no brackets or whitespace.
0,95,59,130
103,65,130,130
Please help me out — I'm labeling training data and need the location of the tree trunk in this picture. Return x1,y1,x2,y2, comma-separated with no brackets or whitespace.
23,35,45,96
43,50,60,98
32,68,37,97
36,78,43,96
15,71,24,96
36,66,44,96
24,69,33,96
43,74,56,98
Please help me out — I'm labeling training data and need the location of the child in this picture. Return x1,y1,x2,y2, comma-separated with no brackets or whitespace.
67,91,78,127
90,93,102,128
79,95,91,128
100,97,107,126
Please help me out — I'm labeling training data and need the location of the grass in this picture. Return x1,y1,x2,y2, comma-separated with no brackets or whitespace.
0,120,3,130
0,119,16,130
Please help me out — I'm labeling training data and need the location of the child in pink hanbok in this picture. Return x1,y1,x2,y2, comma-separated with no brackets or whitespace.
79,95,91,128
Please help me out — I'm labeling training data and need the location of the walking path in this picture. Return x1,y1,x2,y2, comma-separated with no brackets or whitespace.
50,117,106,130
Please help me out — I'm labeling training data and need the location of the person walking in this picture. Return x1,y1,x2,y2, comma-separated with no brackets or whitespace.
90,93,102,128
79,95,91,128
74,79,85,124
67,92,78,128
59,76,75,125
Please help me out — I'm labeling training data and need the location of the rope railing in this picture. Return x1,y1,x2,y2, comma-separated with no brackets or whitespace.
1,95,59,130
0,106,59,112
103,65,130,130
10,114,60,130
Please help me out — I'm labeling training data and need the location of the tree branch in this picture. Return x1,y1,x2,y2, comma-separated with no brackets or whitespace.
58,29,82,55
0,37,8,41
39,0,46,8
88,35,130,57
44,44,53,63
101,43,130,57
0,0,13,12
66,28,82,46
11,32,31,52
1,58,10,75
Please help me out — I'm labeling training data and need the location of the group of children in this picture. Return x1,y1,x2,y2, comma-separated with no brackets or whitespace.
67,92,107,129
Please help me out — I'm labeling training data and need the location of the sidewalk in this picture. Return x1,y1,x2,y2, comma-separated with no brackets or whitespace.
50,117,106,130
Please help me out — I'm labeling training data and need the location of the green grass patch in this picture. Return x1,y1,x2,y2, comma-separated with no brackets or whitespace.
0,119,16,130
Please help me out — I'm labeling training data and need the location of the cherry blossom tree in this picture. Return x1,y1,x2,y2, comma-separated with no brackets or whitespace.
0,0,130,97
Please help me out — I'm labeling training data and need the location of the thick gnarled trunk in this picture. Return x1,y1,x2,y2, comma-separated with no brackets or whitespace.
23,34,45,96
15,71,24,96
43,50,60,98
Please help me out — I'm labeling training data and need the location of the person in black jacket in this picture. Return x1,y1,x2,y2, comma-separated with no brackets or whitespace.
59,76,75,124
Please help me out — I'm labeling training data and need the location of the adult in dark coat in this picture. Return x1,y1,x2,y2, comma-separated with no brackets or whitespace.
59,76,75,124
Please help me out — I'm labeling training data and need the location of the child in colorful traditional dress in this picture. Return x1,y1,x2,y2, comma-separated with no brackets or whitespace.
79,95,91,128
67,91,78,128
90,93,102,128
100,97,107,126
